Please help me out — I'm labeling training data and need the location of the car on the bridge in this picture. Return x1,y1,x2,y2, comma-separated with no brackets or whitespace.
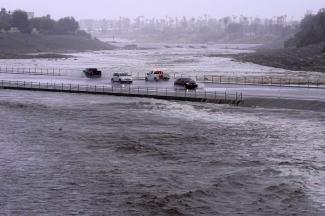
83,68,102,78
174,78,198,90
111,73,133,84
145,70,170,81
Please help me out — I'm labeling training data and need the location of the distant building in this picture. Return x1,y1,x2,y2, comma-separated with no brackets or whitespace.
8,27,20,33
0,8,7,15
27,12,34,19
31,28,39,35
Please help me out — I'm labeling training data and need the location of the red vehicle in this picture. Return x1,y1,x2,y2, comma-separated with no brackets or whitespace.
145,70,170,81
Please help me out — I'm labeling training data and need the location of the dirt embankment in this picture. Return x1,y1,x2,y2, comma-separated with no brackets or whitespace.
0,33,116,58
233,42,325,72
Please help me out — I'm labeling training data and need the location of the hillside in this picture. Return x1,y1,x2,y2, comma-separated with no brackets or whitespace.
0,33,115,55
235,42,325,72
234,9,325,73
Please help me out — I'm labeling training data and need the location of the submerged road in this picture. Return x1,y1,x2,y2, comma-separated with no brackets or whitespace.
0,73,325,102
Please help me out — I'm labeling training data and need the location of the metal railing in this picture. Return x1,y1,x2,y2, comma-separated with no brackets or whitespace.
0,66,62,76
3,65,321,89
0,80,243,104
195,75,325,88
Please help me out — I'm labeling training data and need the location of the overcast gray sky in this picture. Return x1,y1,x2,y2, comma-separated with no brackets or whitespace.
1,0,324,20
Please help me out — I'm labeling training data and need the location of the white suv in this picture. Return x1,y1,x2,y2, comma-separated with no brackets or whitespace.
111,73,133,84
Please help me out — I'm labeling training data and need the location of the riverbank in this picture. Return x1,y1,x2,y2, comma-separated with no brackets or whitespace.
0,53,74,59
239,98,325,112
234,42,325,73
0,33,115,59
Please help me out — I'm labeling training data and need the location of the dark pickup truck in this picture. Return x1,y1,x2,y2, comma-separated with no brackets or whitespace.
83,68,102,78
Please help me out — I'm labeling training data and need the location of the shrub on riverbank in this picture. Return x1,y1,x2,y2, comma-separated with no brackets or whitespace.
235,42,325,72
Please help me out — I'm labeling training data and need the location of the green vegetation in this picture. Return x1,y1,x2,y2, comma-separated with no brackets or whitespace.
233,9,325,73
285,9,325,48
0,8,115,57
0,8,81,35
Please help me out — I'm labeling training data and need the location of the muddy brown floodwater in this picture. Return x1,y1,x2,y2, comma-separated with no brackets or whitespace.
0,90,324,215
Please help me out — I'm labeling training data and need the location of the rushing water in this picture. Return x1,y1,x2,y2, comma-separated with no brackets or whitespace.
0,43,324,81
0,43,324,215
0,90,324,215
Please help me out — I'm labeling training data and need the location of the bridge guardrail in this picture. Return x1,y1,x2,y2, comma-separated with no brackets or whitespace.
0,80,243,105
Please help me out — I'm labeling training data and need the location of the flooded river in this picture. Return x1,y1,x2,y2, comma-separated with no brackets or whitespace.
0,43,324,81
0,90,324,215
0,43,324,215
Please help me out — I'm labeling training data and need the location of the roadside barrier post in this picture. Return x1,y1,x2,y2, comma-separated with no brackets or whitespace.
225,91,227,101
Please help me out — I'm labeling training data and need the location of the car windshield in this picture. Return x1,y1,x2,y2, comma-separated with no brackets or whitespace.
120,73,130,76
182,78,194,82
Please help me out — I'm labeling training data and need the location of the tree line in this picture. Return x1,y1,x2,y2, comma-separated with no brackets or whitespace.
285,9,325,47
0,8,80,35
80,15,299,43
